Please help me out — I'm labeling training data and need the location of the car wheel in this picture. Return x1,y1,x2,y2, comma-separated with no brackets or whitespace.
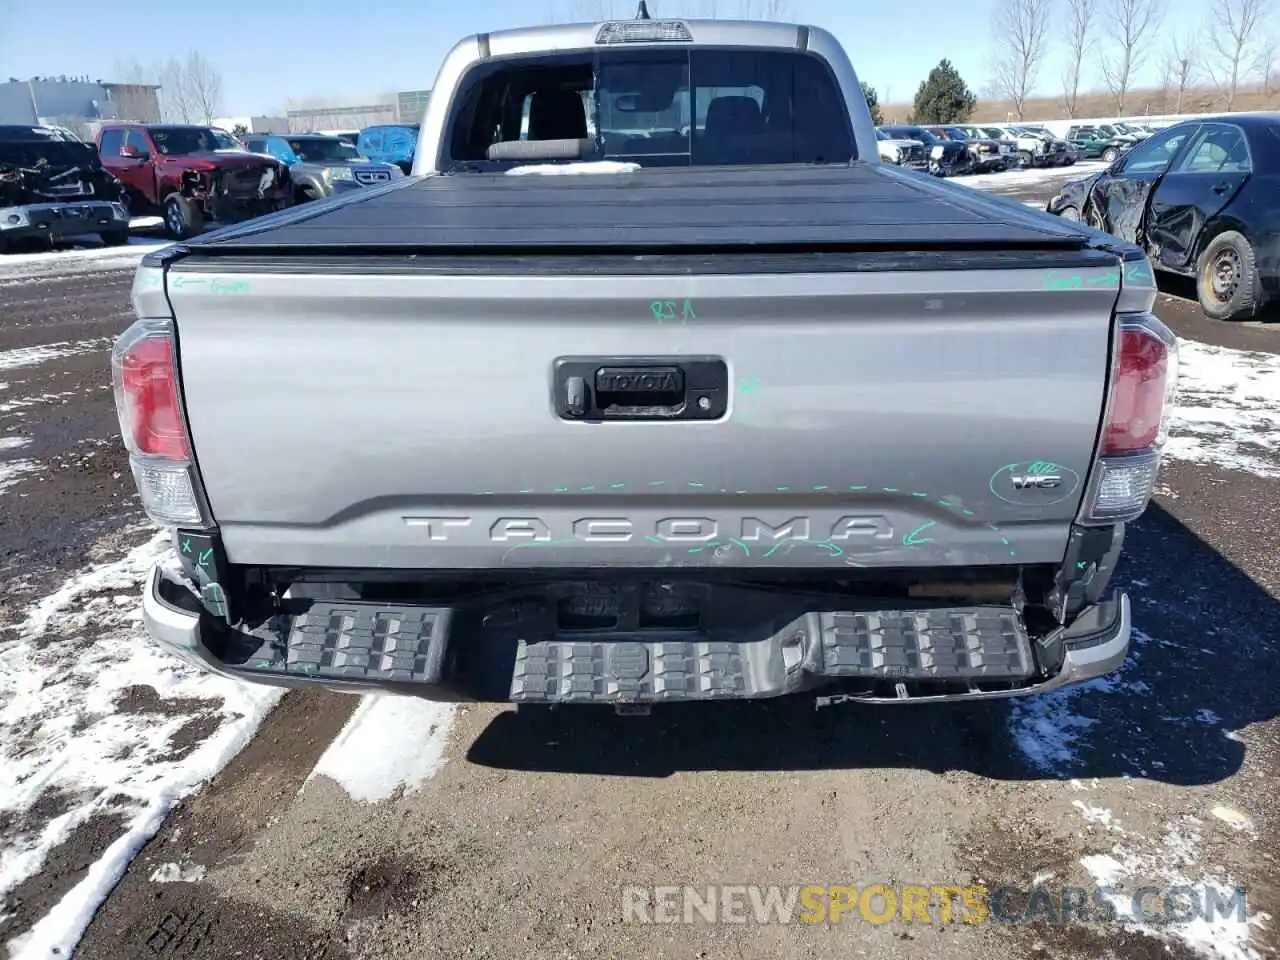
928,160,944,177
1197,231,1260,321
98,230,130,247
296,187,321,204
1057,205,1082,222
1018,150,1034,168
163,195,203,240
1102,147,1119,163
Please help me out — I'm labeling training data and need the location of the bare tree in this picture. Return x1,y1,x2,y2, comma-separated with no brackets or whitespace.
1163,32,1197,113
109,57,161,121
1061,0,1096,117
1099,0,1164,114
989,0,1052,118
1204,0,1268,110
1257,37,1278,94
184,51,223,124
157,57,193,123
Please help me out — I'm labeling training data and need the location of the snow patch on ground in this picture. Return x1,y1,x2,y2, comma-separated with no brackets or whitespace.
0,338,113,373
1008,627,1160,774
1210,806,1255,834
0,240,169,283
1078,813,1269,960
0,437,29,452
959,160,1107,191
308,695,457,803
505,161,640,176
0,530,282,958
0,459,38,494
148,861,206,883
1164,338,1280,478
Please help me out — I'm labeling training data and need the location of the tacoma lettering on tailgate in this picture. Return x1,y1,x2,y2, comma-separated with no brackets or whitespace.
402,515,896,543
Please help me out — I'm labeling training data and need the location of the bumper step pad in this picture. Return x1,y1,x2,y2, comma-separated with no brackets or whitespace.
271,603,452,684
512,640,756,702
510,605,1034,704
818,608,1032,680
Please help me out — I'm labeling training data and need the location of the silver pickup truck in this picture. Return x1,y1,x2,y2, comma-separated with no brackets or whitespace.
116,13,1178,712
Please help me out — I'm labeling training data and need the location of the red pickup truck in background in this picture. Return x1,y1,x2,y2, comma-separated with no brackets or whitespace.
96,123,292,239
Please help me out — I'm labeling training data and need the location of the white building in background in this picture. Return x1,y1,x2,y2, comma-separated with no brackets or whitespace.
0,76,161,134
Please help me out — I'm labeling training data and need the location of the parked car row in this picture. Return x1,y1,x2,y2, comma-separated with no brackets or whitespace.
874,121,1149,177
0,118,430,250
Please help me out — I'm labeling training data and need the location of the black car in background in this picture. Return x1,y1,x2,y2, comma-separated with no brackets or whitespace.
926,125,1011,173
1047,114,1280,321
879,125,971,177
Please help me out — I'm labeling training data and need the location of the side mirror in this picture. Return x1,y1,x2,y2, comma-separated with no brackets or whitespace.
119,144,148,160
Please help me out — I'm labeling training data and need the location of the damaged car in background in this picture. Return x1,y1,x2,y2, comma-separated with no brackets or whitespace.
96,123,292,239
879,124,971,176
925,125,1011,173
874,128,928,170
0,128,130,252
1046,114,1279,322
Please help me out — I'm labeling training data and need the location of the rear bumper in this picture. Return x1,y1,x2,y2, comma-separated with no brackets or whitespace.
141,564,1131,706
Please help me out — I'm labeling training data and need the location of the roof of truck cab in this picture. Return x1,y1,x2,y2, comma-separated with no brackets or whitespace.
482,17,809,49
175,162,1116,253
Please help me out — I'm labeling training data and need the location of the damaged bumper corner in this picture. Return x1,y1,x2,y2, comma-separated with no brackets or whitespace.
0,201,129,241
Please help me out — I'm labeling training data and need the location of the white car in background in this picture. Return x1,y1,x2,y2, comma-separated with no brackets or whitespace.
874,128,929,170
981,123,1066,168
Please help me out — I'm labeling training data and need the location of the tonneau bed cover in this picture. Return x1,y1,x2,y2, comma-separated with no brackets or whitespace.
181,163,1103,253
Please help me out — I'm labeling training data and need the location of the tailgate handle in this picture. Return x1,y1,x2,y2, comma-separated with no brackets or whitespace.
594,366,685,411
553,356,728,422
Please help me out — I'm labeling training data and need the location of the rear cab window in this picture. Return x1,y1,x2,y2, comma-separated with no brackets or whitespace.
445,46,855,169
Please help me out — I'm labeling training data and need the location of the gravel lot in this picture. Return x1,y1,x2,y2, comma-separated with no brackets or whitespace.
0,171,1276,960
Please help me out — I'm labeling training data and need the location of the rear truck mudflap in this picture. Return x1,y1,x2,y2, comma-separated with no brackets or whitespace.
141,560,1131,708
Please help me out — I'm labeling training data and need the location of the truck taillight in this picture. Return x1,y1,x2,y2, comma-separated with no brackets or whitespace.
114,330,190,458
112,318,207,527
1102,326,1176,454
1080,313,1179,525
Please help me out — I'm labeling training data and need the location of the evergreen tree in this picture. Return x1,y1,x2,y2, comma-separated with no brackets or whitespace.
860,81,884,126
911,60,977,124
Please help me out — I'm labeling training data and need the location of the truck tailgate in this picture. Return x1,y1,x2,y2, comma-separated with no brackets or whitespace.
160,255,1123,570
